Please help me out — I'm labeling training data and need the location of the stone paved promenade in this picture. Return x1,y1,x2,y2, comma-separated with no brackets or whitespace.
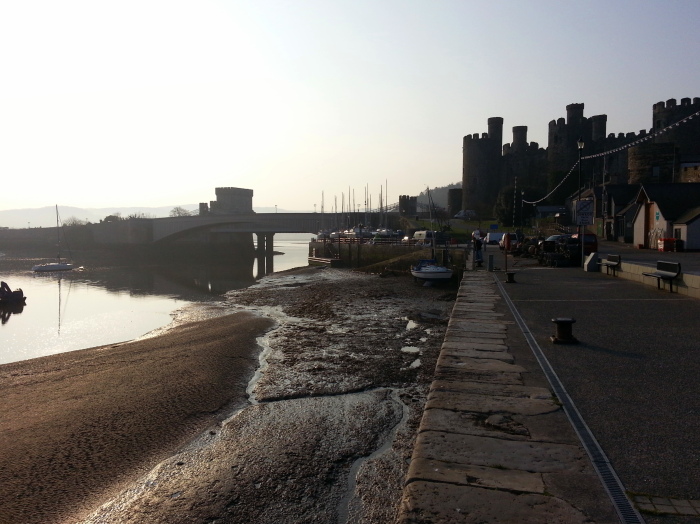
396,271,621,524
398,242,700,524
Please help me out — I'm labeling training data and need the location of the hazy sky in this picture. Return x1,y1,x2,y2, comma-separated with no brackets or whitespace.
1,0,698,213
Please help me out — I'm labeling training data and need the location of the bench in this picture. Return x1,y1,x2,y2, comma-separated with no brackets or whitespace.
598,254,621,276
642,261,682,292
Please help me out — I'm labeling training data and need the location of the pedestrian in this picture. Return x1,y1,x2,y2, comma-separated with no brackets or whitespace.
474,237,483,267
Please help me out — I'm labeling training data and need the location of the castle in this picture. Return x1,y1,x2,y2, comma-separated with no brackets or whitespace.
461,97,700,216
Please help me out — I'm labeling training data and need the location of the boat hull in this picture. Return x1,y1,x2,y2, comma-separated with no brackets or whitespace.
32,263,74,272
0,290,26,305
410,269,453,280
410,259,453,281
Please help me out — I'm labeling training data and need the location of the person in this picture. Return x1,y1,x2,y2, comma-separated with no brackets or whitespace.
474,237,483,267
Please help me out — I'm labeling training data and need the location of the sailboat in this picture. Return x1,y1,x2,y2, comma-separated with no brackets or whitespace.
32,206,75,272
410,187,453,282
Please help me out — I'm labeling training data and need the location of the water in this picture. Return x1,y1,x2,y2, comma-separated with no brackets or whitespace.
0,233,312,365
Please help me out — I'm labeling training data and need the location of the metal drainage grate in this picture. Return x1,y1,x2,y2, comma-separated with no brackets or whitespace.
496,275,645,524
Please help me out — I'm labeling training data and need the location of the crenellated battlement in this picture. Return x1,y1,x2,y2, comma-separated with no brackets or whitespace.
462,96,700,215
653,97,700,112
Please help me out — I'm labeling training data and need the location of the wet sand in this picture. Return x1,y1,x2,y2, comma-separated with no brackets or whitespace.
0,267,454,523
0,312,273,524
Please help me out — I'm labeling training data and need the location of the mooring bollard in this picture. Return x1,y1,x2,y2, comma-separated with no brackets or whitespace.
550,317,578,344
505,271,516,283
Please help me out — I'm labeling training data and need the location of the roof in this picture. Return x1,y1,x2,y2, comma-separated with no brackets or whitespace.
675,206,700,225
636,183,700,222
604,184,641,207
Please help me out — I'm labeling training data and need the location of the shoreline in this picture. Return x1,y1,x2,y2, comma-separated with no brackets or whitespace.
1,267,456,523
0,310,274,524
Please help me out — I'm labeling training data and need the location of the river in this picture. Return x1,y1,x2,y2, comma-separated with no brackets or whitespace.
0,233,312,365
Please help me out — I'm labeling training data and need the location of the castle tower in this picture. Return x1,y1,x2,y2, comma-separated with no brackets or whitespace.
462,117,503,212
511,126,528,154
652,97,700,157
590,115,607,142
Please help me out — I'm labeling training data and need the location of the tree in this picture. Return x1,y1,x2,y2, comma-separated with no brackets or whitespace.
493,185,544,227
170,206,193,217
63,216,87,227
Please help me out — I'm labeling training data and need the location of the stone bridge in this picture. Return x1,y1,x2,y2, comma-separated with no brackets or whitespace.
151,212,328,242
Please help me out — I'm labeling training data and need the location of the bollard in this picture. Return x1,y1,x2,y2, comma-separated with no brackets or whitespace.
488,254,494,272
505,271,516,283
550,318,578,344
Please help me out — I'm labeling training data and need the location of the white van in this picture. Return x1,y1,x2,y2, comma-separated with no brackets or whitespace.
485,232,504,245
413,230,434,244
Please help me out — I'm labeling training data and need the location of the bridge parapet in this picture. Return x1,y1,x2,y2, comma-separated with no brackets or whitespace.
151,213,325,242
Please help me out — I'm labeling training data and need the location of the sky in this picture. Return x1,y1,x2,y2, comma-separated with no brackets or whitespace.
1,0,699,217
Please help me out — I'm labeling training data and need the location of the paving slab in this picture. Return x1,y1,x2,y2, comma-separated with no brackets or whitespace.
413,432,588,473
396,270,620,524
425,391,560,417
399,481,593,524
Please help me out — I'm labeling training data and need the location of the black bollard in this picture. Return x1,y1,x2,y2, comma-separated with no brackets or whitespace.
550,318,578,344
505,271,516,283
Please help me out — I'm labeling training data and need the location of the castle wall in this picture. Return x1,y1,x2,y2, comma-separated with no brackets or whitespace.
652,97,700,157
447,188,463,216
462,117,503,212
462,97,700,215
628,143,678,184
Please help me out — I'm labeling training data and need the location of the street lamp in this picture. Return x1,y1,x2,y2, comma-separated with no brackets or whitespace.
577,137,585,267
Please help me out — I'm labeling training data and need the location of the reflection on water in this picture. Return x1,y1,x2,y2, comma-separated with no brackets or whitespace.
0,233,312,365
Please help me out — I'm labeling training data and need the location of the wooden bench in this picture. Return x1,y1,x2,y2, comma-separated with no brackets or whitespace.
598,254,621,276
642,261,682,292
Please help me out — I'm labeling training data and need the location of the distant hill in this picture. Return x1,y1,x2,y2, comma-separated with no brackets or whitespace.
0,205,296,229
416,182,462,209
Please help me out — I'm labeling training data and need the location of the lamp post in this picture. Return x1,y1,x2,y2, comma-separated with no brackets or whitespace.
577,137,585,267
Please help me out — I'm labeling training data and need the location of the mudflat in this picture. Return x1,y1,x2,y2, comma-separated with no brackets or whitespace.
0,312,273,524
1,267,455,523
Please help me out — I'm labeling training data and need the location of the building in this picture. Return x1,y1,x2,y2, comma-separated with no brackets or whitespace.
461,97,700,222
199,187,254,215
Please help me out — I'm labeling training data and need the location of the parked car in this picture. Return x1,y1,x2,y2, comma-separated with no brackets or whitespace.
499,233,519,251
570,233,598,255
454,210,477,220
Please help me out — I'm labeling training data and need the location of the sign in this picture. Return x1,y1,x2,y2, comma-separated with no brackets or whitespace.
655,211,660,221
576,199,594,226
490,224,499,229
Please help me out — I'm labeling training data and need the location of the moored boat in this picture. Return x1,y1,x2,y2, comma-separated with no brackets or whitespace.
0,281,26,305
410,259,453,281
32,205,75,272
32,261,75,272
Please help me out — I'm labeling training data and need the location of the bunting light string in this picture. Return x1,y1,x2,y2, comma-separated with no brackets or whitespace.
522,161,580,205
523,106,700,206
581,107,700,160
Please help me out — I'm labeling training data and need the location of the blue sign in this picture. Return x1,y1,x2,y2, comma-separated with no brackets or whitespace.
490,224,498,229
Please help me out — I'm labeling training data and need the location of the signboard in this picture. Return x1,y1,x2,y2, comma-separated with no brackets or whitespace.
576,199,594,226
490,224,499,229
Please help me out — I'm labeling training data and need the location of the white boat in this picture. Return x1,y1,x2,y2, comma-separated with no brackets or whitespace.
32,261,74,272
32,205,75,272
411,259,453,281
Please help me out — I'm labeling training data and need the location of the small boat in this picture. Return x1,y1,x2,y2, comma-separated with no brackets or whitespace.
32,205,75,272
410,259,453,281
0,282,26,305
32,261,74,272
